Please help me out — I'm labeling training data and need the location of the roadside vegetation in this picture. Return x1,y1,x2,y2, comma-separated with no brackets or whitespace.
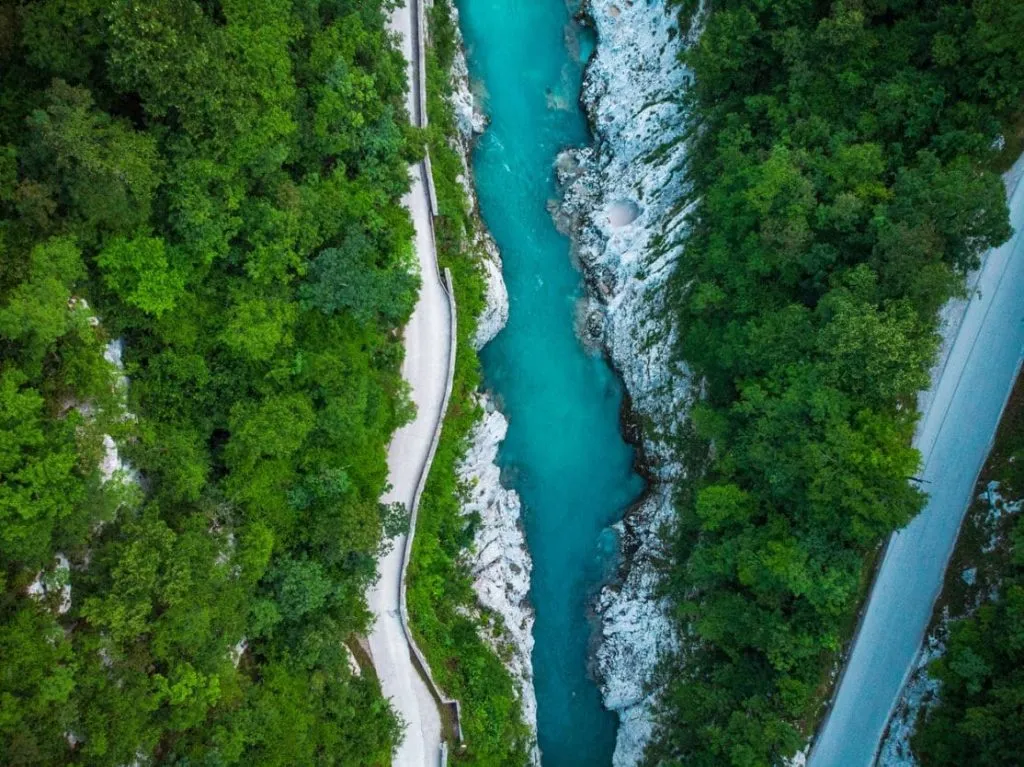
403,1,533,763
646,1,1024,764
909,376,1024,766
0,1,422,763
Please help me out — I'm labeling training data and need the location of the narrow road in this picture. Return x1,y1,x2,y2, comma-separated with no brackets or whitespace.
809,154,1024,767
366,0,449,764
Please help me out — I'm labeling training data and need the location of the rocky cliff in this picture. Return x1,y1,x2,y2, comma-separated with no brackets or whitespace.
557,0,699,763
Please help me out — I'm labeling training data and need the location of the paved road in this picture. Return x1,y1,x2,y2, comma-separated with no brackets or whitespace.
365,1,449,765
809,154,1024,767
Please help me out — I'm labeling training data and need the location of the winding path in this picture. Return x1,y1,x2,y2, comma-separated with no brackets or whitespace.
366,0,452,764
809,154,1024,766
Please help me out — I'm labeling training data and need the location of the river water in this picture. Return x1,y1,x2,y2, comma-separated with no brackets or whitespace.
457,1,646,763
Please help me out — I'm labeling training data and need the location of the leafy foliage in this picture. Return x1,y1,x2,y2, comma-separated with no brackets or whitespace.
300,231,419,323
647,1,1024,764
0,1,418,763
913,581,1024,766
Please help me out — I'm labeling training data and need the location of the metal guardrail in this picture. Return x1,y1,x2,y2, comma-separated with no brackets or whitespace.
409,0,429,130
417,0,430,130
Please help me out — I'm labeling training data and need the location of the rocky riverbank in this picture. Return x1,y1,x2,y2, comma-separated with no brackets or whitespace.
447,12,538,756
557,0,700,763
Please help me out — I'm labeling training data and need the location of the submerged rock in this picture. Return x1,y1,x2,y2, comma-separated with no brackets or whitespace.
559,0,701,762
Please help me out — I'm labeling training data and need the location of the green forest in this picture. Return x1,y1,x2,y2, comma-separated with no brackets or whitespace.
0,0,423,764
647,0,1024,765
913,520,1024,766
915,560,1024,766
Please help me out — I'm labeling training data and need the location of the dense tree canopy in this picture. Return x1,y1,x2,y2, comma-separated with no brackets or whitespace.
0,1,420,763
648,0,1024,764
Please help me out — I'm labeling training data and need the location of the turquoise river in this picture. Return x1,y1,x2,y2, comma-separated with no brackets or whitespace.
457,1,647,763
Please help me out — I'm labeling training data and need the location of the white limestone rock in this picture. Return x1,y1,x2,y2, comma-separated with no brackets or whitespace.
230,638,249,669
458,402,537,754
786,747,810,767
474,233,509,350
450,13,487,138
558,0,702,762
99,339,138,488
559,0,696,477
593,489,677,767
100,434,124,484
27,554,72,615
876,635,944,767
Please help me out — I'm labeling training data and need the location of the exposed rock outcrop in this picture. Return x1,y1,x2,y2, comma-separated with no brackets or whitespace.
457,402,537,744
876,635,944,767
558,0,700,762
100,338,137,487
26,554,72,615
473,235,509,351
